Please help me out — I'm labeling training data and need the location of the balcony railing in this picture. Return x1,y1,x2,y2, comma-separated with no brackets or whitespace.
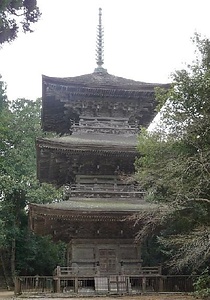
54,265,161,277
66,184,145,198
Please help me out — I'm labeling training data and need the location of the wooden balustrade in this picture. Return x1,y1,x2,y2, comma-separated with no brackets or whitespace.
15,273,196,295
54,265,161,277
66,183,145,198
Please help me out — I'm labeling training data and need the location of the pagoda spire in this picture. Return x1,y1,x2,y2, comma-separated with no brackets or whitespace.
94,7,107,73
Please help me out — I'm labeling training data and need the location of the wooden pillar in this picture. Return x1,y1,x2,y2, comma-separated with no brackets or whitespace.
159,277,164,292
107,276,110,293
55,266,61,293
126,277,130,293
116,276,119,293
96,262,100,275
56,279,61,293
56,266,61,276
158,265,162,274
74,277,78,293
142,277,146,293
120,261,124,275
14,277,21,295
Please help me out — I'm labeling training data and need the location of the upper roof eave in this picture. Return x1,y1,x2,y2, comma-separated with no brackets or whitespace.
42,73,169,92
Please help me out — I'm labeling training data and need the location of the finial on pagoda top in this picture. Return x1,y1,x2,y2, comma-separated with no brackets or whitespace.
94,7,107,74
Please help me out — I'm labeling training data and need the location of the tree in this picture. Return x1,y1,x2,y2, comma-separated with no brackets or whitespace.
0,75,7,110
0,0,41,45
15,232,66,276
0,78,63,281
135,34,210,273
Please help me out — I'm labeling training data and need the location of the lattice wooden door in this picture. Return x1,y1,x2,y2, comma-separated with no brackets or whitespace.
99,249,116,273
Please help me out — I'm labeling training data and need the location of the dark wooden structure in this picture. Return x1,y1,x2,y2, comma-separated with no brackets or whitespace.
29,8,168,294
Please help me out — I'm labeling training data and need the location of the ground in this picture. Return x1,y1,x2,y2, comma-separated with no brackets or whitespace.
0,291,196,300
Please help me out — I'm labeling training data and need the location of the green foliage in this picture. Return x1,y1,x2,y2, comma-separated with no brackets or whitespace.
2,98,42,177
0,0,41,44
135,34,210,273
193,268,210,299
141,236,166,268
0,96,61,207
0,76,63,278
0,75,7,111
15,232,67,275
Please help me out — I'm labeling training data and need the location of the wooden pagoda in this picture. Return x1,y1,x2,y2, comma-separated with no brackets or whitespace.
29,8,168,294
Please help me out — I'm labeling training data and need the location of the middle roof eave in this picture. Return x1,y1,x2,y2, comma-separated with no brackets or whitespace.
29,197,157,214
37,133,138,153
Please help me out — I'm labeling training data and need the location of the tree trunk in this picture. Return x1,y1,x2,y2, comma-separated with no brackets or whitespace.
11,238,16,284
0,249,10,290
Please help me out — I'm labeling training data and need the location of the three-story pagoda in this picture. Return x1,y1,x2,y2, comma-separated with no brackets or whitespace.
29,8,167,293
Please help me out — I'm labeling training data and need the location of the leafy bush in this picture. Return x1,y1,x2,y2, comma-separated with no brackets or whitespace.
193,268,210,299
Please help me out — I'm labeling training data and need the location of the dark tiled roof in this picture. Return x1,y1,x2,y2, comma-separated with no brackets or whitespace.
36,133,138,185
30,197,156,213
37,133,137,153
43,72,166,91
42,73,169,134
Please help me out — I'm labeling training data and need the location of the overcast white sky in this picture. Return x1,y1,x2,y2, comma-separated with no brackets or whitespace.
0,0,209,100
